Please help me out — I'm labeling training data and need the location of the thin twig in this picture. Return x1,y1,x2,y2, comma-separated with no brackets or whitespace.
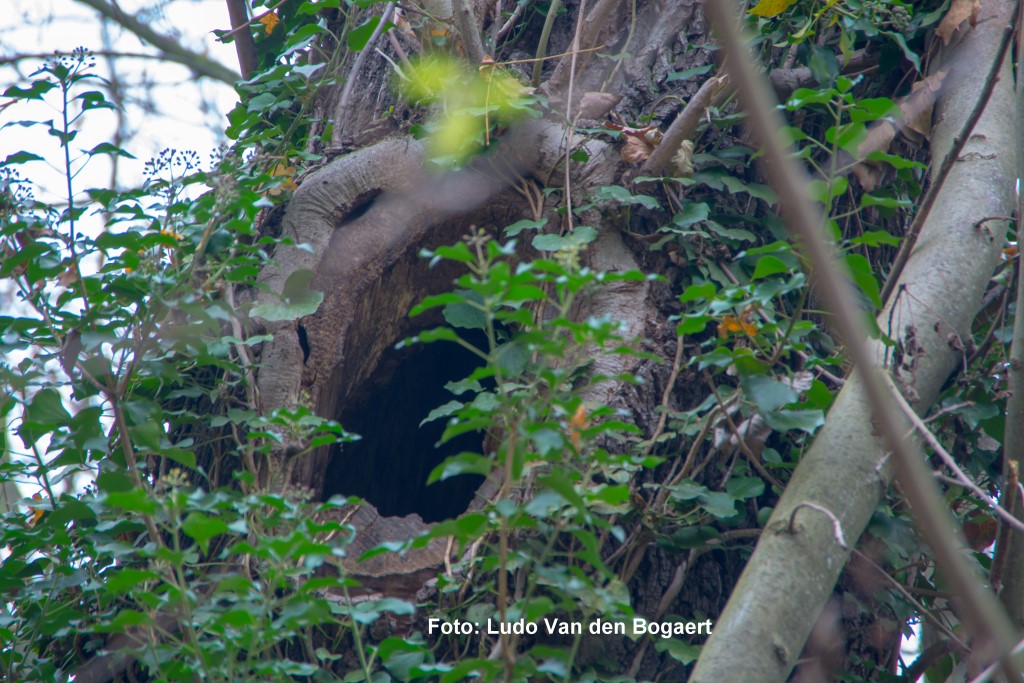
851,550,967,650
219,0,292,40
703,370,784,491
883,371,1024,535
788,502,847,548
642,334,685,457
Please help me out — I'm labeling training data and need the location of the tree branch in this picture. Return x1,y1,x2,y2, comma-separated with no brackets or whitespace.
224,0,258,79
74,0,239,84
692,1,1022,680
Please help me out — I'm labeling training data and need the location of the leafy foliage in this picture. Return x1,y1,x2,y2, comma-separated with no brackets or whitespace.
0,1,1017,681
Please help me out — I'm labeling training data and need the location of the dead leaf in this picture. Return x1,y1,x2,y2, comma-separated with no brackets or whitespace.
670,139,694,178
579,92,622,119
60,328,81,375
621,135,655,164
568,404,589,449
783,370,815,394
618,126,662,165
713,414,771,460
853,71,947,190
936,0,980,44
963,509,997,551
266,163,299,195
27,493,45,527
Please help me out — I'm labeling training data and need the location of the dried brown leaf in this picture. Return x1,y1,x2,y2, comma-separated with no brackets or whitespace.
621,135,656,164
852,71,947,189
579,91,622,119
936,0,981,44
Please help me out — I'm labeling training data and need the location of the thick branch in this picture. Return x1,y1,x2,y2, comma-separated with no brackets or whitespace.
692,1,1021,681
74,0,239,84
224,0,258,79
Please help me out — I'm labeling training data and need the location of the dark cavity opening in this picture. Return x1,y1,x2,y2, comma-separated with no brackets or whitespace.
323,334,487,522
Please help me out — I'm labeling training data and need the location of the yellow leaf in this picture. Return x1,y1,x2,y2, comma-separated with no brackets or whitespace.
749,0,798,18
258,12,280,35
28,493,44,527
568,404,589,449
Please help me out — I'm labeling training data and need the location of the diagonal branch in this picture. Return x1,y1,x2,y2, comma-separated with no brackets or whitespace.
692,2,1022,681
74,0,239,84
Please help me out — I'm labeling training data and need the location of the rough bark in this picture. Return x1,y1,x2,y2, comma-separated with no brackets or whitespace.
690,2,1019,680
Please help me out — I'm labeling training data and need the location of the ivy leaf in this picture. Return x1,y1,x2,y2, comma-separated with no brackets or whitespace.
742,375,797,413
655,639,702,665
182,512,229,554
251,269,324,321
844,253,882,309
348,16,382,51
751,255,791,280
764,408,825,433
699,491,739,519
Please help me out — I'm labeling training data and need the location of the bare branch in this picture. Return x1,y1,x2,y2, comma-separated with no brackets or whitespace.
73,0,239,84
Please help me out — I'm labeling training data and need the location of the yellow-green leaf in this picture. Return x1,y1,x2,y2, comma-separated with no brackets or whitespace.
749,0,797,17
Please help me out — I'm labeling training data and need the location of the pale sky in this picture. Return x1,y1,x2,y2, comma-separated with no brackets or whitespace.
1,0,241,199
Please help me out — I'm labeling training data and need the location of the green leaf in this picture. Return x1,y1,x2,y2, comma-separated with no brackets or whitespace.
849,229,900,247
748,0,796,16
654,638,702,664
495,340,528,376
859,194,910,211
679,282,716,303
742,375,797,413
504,218,548,236
3,79,57,100
844,253,882,309
24,388,71,426
105,568,161,595
428,452,491,483
182,512,230,553
678,315,711,335
348,16,382,51
764,408,824,433
532,226,598,251
442,291,486,329
726,476,765,500
4,151,44,164
751,255,791,280
251,269,324,321
86,142,135,159
667,64,713,82
699,491,739,519
421,400,463,426
672,202,710,229
78,90,115,111
593,184,659,209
